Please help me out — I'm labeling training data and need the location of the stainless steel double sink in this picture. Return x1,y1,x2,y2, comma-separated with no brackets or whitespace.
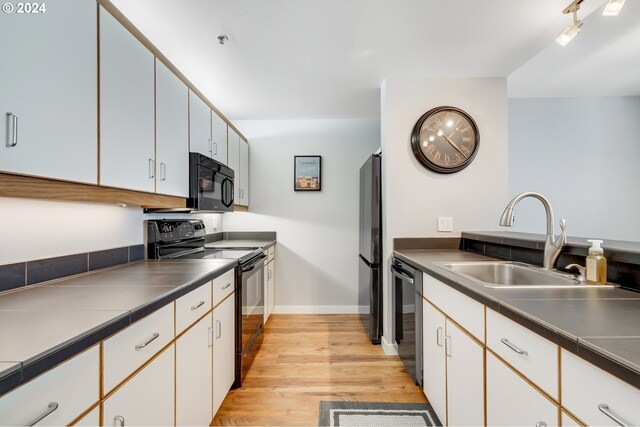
436,261,616,289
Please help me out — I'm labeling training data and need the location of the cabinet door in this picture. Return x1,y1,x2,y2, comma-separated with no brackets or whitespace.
99,7,155,192
155,59,189,197
211,112,228,164
263,264,269,323
72,405,100,427
267,261,275,321
238,139,249,206
0,0,97,184
103,345,175,426
176,313,213,426
189,91,211,157
422,300,446,425
486,351,558,426
445,319,484,426
213,293,236,416
227,128,240,203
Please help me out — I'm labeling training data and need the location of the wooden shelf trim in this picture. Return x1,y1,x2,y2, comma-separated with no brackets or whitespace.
0,172,186,208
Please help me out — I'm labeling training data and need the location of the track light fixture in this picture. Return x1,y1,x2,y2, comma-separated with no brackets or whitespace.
556,0,583,46
602,0,625,16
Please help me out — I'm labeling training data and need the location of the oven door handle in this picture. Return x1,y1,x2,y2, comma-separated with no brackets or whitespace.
242,254,268,272
391,265,414,284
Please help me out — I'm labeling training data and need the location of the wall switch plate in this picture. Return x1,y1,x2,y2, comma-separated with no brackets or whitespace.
438,216,453,232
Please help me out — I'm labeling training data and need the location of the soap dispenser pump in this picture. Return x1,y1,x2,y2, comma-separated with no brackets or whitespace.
586,239,607,285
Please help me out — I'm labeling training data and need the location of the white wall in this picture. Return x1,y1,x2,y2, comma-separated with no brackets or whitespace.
223,119,380,313
508,97,640,241
380,77,509,350
0,197,222,265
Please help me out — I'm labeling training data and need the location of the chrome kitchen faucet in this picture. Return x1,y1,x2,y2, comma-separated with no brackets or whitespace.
499,192,567,270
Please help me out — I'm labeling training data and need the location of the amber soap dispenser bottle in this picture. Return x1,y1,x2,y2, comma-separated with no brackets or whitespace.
586,239,607,285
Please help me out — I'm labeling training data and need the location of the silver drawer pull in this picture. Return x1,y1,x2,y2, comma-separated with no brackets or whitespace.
26,402,58,426
191,300,205,310
598,404,631,427
501,338,528,355
535,422,547,427
135,332,159,350
6,113,18,147
436,327,443,347
222,283,232,290
114,415,125,427
216,319,222,339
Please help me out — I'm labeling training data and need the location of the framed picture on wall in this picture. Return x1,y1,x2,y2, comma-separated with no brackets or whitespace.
294,156,322,191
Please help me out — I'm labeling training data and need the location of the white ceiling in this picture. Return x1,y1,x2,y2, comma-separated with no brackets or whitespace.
110,0,614,120
509,0,640,98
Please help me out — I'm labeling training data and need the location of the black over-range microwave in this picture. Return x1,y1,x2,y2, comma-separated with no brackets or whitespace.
144,152,234,213
189,152,234,212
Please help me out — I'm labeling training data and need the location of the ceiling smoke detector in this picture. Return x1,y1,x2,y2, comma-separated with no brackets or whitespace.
217,35,229,45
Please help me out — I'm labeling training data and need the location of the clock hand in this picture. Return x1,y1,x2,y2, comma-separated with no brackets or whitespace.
442,134,467,158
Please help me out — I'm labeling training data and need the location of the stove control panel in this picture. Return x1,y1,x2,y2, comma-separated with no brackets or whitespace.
148,219,207,243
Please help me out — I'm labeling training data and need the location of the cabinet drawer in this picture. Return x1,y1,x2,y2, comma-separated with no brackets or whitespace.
213,269,235,307
422,273,484,341
487,351,559,427
268,245,275,262
486,309,558,398
562,349,640,426
103,303,174,393
0,345,99,426
176,281,212,334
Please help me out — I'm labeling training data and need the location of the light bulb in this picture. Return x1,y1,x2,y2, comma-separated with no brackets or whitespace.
603,0,625,16
555,21,582,46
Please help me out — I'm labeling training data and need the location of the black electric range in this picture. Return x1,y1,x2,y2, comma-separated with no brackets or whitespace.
146,219,267,387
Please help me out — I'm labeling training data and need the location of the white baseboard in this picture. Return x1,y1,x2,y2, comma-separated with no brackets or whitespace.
381,335,398,355
272,305,370,314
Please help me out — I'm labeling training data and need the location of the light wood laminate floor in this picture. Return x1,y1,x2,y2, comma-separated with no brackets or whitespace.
212,314,427,426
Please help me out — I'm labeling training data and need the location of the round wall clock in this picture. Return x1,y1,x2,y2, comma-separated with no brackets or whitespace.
410,106,480,174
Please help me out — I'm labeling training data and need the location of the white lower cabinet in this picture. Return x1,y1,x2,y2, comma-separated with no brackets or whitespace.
422,300,446,424
103,344,175,426
213,293,236,416
267,260,275,321
486,351,558,426
72,405,100,426
176,313,213,426
445,319,484,426
0,345,99,426
562,349,640,426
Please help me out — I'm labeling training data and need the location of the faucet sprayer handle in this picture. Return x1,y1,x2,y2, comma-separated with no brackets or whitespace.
565,263,586,282
555,218,567,247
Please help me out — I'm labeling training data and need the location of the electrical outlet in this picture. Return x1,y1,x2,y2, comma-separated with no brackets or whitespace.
438,216,453,232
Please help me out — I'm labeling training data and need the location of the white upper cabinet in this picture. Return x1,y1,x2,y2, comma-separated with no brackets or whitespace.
227,128,241,203
155,59,189,197
189,91,211,157
239,140,249,206
211,112,228,165
0,0,97,184
99,6,155,193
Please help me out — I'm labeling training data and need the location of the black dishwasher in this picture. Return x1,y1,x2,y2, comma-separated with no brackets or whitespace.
392,257,423,386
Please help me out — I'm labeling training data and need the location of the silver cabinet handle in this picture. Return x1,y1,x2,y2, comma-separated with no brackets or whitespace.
222,282,232,290
148,159,155,178
114,415,125,427
445,336,452,357
26,402,58,426
6,113,18,147
160,162,166,181
501,338,528,355
135,332,159,350
191,300,205,311
535,422,547,427
213,142,218,155
436,327,443,347
216,319,222,339
598,404,631,427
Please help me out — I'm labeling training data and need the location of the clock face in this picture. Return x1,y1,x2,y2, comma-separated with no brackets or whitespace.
411,106,479,173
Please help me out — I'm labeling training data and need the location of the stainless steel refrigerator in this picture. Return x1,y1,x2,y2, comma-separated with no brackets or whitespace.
358,153,382,344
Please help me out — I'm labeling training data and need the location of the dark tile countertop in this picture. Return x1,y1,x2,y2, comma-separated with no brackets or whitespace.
205,239,276,250
393,248,640,390
0,259,237,397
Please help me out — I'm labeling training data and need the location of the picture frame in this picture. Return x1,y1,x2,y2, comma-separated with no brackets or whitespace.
294,156,322,191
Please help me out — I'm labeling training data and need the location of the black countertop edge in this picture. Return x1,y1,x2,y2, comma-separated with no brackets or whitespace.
393,250,640,391
205,239,276,250
0,261,238,397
